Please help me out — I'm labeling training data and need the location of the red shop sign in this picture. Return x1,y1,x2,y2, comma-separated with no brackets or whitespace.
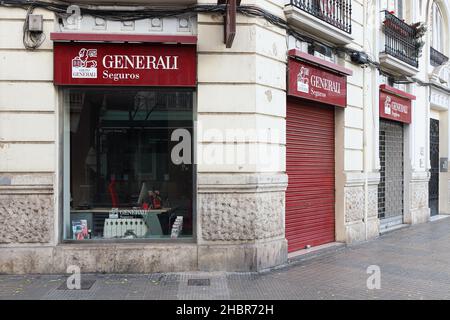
379,85,415,124
53,42,196,87
288,51,351,108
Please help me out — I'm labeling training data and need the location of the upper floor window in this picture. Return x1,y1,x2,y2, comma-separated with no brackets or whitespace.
432,2,445,53
430,2,449,67
383,0,404,20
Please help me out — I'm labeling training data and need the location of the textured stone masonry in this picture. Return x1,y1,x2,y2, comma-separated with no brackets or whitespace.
0,194,53,244
200,192,285,241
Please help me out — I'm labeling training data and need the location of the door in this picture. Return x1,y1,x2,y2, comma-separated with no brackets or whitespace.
286,99,335,253
429,119,440,217
378,119,404,229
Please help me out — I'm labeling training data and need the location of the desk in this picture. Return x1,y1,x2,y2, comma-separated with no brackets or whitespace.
71,208,173,237
71,208,172,214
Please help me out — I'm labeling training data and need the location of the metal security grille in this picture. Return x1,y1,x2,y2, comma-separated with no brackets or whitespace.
378,119,404,226
429,119,440,217
290,0,352,34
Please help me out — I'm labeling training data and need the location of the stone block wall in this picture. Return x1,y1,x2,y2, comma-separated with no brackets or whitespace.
407,172,430,225
0,173,55,246
196,0,289,271
200,191,285,241
0,6,57,250
0,194,53,244
197,173,288,271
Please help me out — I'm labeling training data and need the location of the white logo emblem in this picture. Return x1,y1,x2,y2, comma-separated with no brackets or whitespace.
384,96,392,115
72,48,98,79
297,66,310,93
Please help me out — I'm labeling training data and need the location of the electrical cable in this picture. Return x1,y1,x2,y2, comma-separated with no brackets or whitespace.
0,0,327,46
22,5,46,50
0,0,436,88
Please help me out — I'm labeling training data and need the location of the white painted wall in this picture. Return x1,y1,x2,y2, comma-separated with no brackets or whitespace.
197,1,287,174
0,7,57,173
424,0,450,215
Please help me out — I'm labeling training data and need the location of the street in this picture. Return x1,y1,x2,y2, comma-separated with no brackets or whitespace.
1,217,450,300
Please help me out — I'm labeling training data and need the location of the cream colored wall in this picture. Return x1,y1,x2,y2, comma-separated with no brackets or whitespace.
437,111,450,214
0,7,57,173
431,110,441,120
197,0,286,174
424,0,450,217
337,0,380,243
0,6,58,249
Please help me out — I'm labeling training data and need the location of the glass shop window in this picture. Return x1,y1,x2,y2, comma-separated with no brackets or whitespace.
63,88,194,241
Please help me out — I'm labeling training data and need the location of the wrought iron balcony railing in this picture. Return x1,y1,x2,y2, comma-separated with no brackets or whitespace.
382,10,419,68
431,47,449,67
290,0,352,34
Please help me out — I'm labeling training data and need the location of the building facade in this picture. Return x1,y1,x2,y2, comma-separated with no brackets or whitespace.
0,0,449,274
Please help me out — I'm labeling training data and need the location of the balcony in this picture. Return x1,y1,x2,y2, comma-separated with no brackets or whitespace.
285,0,354,45
431,47,449,67
290,0,352,33
379,10,420,76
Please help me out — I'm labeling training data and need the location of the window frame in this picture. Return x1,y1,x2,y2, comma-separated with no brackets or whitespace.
383,0,405,20
59,86,198,244
432,2,446,54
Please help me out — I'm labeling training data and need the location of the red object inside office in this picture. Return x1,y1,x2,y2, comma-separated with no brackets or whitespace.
286,99,336,253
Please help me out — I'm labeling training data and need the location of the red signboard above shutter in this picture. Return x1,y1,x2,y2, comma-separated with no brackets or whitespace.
379,85,415,124
287,50,352,108
53,42,197,87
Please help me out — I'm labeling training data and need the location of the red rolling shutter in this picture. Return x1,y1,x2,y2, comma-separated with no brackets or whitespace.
286,99,336,253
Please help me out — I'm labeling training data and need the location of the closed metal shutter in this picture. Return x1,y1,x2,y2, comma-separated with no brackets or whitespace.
378,119,404,229
286,99,336,253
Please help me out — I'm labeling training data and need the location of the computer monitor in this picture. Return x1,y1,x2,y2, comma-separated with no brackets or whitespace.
137,182,149,205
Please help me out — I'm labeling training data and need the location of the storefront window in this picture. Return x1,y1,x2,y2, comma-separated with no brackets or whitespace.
63,88,194,241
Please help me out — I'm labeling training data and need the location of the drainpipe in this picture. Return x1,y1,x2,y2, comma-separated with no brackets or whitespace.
363,0,380,241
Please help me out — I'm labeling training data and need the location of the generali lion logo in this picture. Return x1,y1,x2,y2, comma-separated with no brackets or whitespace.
72,48,98,79
384,96,392,115
297,66,310,93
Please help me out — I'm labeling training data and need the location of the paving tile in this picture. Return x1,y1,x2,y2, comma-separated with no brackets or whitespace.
1,219,450,300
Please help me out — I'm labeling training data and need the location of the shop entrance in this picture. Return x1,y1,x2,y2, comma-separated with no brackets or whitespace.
429,118,440,217
285,50,351,253
378,119,404,229
286,99,336,252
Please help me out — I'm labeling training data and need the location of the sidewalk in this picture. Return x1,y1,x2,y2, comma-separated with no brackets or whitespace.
1,218,450,300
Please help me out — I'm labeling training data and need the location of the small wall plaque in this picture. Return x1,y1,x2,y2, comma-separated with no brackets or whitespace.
440,158,448,172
